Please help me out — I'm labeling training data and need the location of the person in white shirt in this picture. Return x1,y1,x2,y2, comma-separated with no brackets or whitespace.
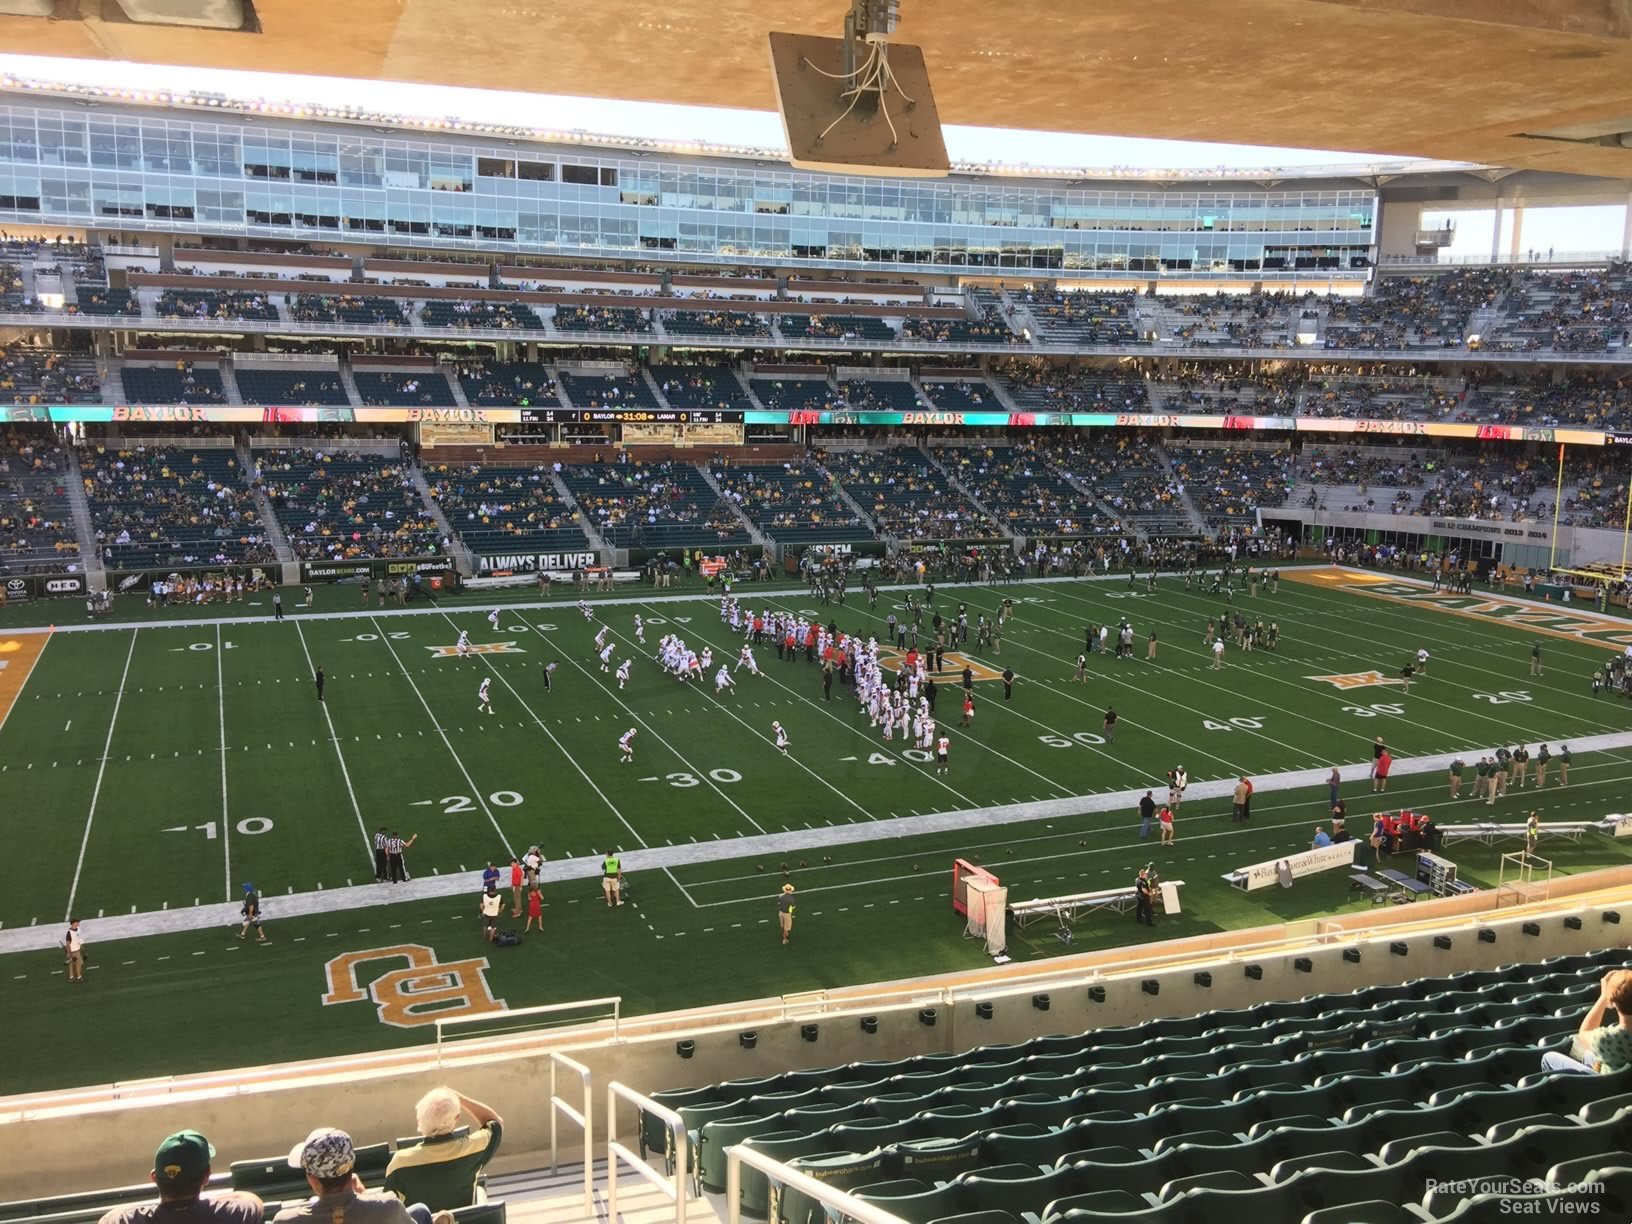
1211,637,1225,669
716,665,736,694
739,646,760,676
479,885,503,942
63,919,84,984
599,643,615,672
594,626,607,650
457,629,471,659
619,728,637,762
1416,647,1430,674
579,599,593,620
1168,766,1188,809
488,608,501,632
616,659,632,689
634,614,646,645
477,677,493,714
772,721,790,755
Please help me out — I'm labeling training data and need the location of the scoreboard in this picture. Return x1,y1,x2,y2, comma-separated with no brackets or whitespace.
518,408,743,424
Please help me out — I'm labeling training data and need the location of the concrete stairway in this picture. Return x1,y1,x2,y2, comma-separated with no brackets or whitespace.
337,361,364,407
813,457,881,536
63,445,103,582
447,370,472,409
493,1158,723,1224
694,463,771,550
549,469,614,565
917,443,1011,540
238,441,293,562
407,461,474,575
221,359,245,406
98,365,127,407
1155,442,1210,535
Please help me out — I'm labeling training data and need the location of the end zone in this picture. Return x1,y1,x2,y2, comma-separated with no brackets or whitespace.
1284,567,1632,651
0,631,50,733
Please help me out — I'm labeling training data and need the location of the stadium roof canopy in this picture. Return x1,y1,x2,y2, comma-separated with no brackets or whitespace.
6,0,1632,180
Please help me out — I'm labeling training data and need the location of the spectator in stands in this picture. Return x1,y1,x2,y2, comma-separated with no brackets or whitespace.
277,1129,444,1224
98,1131,261,1224
1541,969,1632,1075
382,1088,503,1211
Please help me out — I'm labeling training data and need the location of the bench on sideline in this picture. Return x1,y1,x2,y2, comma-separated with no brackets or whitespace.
1009,881,1185,928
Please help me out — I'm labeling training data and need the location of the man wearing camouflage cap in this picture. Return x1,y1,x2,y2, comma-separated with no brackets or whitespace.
273,1129,448,1224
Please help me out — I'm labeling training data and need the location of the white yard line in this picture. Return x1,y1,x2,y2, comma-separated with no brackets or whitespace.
369,616,515,861
424,608,651,853
216,624,232,901
295,621,374,862
63,628,138,921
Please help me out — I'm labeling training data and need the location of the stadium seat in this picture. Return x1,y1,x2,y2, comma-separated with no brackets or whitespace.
1156,1169,1261,1202
1298,1203,1418,1224
1266,1150,1375,1184
697,1115,792,1192
448,1203,505,1224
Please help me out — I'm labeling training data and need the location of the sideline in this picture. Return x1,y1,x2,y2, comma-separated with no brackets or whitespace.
0,566,1301,636
5,727,1631,956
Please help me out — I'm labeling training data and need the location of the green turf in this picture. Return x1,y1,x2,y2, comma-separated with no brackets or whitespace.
2,568,1630,1092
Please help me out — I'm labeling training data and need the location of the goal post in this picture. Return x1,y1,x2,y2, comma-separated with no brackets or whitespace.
1548,441,1632,588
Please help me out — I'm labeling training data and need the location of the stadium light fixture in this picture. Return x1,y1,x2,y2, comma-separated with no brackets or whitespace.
770,0,948,177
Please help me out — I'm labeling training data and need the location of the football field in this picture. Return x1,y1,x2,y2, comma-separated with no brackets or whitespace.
2,565,1632,1091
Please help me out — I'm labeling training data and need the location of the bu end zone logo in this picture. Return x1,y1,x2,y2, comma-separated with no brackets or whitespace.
879,646,1005,683
322,944,505,1029
427,641,527,657
1306,670,1405,691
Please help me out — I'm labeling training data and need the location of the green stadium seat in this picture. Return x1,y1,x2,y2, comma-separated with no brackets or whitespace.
996,1093,1090,1130
1579,1094,1632,1125
1155,1169,1260,1202
697,1115,791,1193
850,1179,963,1223
1484,1112,1574,1142
229,1144,390,1202
1266,1150,1375,1183
1043,1190,1157,1220
448,1202,505,1224
1152,1177,1308,1224
1375,1130,1480,1165
889,1135,986,1180
1053,1145,1142,1170
1298,1202,1418,1224
729,1130,823,1215
927,1213,1020,1224
778,1150,889,1224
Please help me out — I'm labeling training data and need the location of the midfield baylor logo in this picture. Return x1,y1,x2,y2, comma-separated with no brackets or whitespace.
322,944,507,1029
878,647,1005,682
426,642,527,658
1306,670,1405,690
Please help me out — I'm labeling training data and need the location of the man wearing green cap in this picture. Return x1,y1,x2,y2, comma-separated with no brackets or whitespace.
97,1132,261,1224
275,1128,445,1224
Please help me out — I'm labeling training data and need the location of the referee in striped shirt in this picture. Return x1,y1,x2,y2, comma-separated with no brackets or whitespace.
386,831,416,883
374,827,389,882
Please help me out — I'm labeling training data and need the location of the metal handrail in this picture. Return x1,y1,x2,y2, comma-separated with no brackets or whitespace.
607,1080,686,1224
725,1142,907,1224
432,994,620,1061
547,1052,593,1218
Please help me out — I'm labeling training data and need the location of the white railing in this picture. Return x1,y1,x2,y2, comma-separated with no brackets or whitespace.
547,1052,594,1219
607,1081,686,1224
432,995,621,1062
725,1143,907,1224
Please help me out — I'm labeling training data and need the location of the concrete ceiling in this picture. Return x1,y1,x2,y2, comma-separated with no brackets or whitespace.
9,0,1632,180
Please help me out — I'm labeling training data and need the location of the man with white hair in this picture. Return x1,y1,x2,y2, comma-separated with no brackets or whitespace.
382,1089,503,1211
